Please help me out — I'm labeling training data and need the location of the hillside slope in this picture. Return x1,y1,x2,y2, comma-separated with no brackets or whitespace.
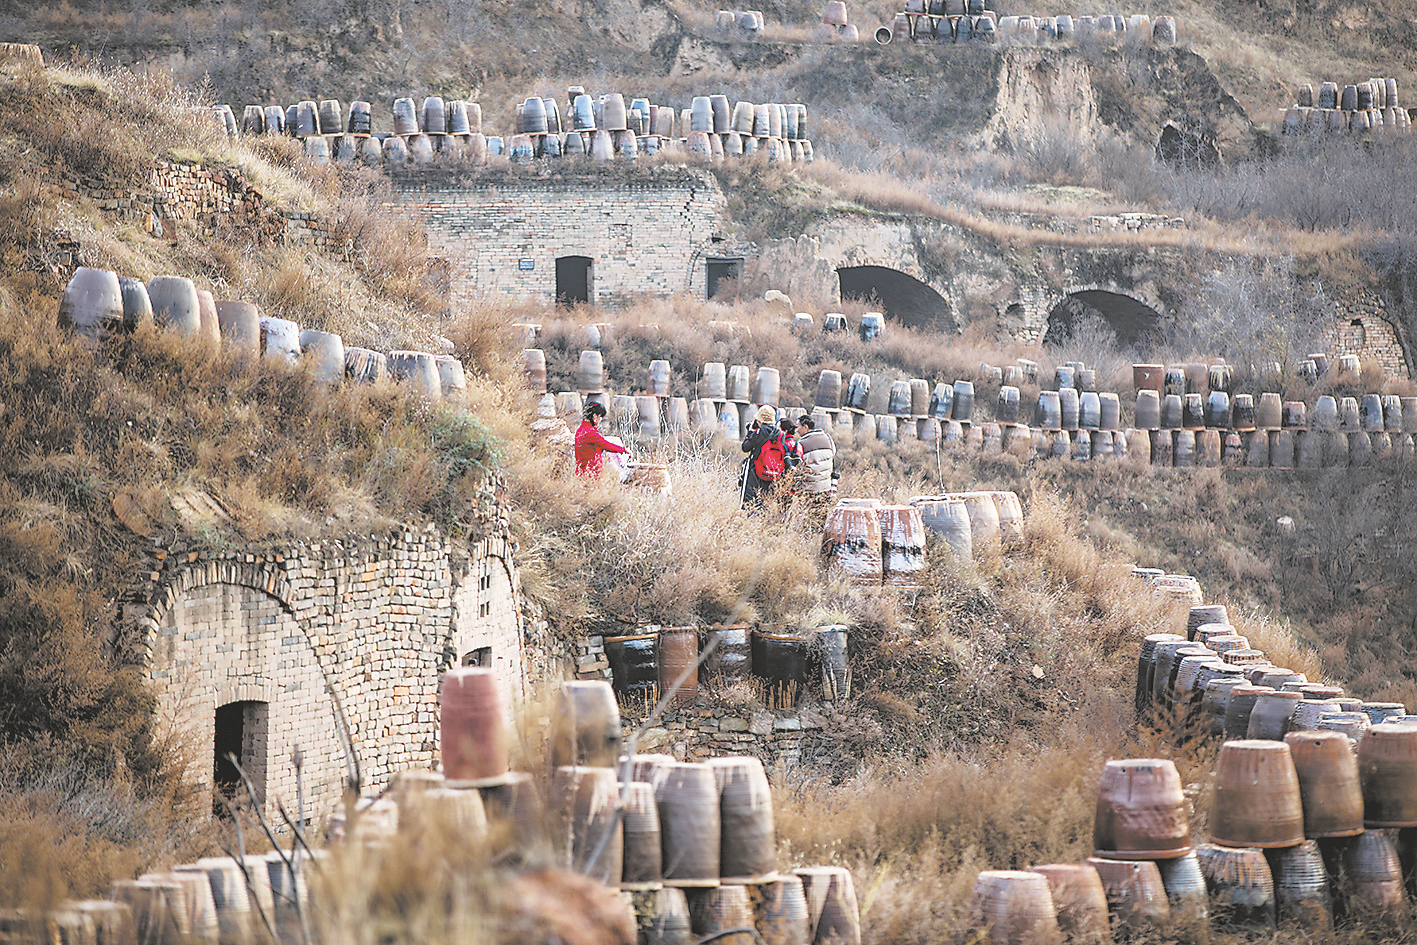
6,0,1416,146
4,55,1417,945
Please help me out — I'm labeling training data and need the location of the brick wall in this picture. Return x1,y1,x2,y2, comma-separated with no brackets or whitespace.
1318,290,1407,377
389,168,733,310
127,519,529,825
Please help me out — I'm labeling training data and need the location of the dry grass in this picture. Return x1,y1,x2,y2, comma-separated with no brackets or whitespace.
0,58,525,862
502,421,867,633
5,47,1417,943
0,749,219,911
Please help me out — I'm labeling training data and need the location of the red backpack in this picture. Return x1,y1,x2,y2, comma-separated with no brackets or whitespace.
754,433,787,481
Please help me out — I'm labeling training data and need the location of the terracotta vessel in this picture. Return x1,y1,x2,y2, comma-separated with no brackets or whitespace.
1358,720,1417,827
1085,857,1169,928
1092,759,1191,859
1030,865,1110,944
1195,844,1275,931
1210,740,1305,848
969,870,1062,945
1284,731,1364,837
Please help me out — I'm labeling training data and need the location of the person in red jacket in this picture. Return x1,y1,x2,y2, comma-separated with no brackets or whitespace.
574,402,627,479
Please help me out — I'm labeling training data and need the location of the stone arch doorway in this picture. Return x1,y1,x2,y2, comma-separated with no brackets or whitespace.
1043,288,1166,347
837,266,955,331
144,567,348,824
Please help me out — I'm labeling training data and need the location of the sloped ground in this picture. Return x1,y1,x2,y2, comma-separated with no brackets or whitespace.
1,48,1416,945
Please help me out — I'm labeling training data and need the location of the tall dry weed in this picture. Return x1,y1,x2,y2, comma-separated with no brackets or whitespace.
0,750,217,909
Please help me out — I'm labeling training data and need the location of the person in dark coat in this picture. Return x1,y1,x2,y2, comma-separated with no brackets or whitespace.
740,404,782,509
778,417,802,469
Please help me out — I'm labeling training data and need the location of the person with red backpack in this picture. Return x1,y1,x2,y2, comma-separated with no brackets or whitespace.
740,405,787,509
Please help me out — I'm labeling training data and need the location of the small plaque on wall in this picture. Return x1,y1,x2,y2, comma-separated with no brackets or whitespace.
518,258,535,270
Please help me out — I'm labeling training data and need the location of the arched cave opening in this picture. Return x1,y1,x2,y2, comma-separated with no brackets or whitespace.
1043,290,1164,348
837,266,955,331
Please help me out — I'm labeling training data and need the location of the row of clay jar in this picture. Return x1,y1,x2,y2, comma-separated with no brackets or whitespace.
1133,389,1417,432
57,266,469,403
1281,105,1413,135
21,850,315,945
575,391,1417,469
296,129,814,166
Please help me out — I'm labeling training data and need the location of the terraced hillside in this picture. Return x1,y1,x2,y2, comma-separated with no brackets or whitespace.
1,13,1417,945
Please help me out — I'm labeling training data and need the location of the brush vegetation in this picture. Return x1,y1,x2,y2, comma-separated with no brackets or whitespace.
2,36,1417,945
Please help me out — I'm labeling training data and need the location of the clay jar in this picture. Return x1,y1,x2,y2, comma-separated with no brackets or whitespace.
793,866,861,945
550,680,622,768
1029,864,1109,943
439,667,509,782
968,871,1062,945
1086,857,1170,928
1246,690,1304,740
1358,720,1417,827
1134,390,1161,430
1283,730,1364,838
655,762,721,885
1195,844,1275,931
1210,740,1305,848
1093,758,1191,859
706,756,776,881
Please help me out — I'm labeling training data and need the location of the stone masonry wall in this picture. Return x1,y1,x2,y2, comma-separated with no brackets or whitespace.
126,517,524,826
627,704,840,780
390,169,731,310
614,702,855,782
44,159,336,251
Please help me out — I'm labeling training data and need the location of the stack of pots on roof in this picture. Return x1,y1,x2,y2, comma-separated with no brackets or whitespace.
879,2,1177,45
1127,358,1417,469
1282,78,1412,136
965,571,1417,942
529,90,814,165
57,266,469,403
213,90,814,167
216,96,482,165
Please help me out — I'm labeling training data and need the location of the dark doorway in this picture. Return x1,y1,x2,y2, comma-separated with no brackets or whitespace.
836,266,955,330
1043,291,1164,347
214,700,267,814
556,256,593,305
706,258,743,299
463,646,492,667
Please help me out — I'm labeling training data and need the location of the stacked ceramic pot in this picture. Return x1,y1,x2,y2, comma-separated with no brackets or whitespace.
1129,359,1417,469
1282,77,1410,137
56,268,463,399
